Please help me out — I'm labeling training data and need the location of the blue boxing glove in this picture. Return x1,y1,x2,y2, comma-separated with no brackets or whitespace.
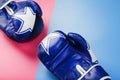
38,30,111,80
0,0,43,42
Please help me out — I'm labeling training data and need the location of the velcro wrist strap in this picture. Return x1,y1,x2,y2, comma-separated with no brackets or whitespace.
78,64,111,80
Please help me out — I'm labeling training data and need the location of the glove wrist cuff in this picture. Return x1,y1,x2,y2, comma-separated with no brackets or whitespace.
78,64,111,80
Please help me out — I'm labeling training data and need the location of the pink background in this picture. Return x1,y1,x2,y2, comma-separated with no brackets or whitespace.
0,0,55,80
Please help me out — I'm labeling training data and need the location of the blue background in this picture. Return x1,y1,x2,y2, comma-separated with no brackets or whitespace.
37,0,120,80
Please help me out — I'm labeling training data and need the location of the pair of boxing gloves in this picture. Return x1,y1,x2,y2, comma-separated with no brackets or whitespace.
0,0,111,80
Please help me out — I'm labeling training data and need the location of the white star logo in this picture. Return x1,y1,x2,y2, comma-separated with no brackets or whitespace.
13,7,36,34
41,32,66,55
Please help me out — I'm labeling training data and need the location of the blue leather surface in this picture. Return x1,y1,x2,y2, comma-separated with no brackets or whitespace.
36,0,120,80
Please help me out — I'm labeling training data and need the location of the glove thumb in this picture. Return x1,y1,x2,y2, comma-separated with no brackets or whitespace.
67,32,88,51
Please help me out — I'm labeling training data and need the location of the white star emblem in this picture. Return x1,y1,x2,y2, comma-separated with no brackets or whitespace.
13,7,36,34
41,32,66,55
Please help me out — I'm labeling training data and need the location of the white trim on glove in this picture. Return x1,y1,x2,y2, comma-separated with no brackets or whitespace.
4,5,14,15
0,0,13,9
77,64,111,80
100,76,111,80
77,64,99,80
